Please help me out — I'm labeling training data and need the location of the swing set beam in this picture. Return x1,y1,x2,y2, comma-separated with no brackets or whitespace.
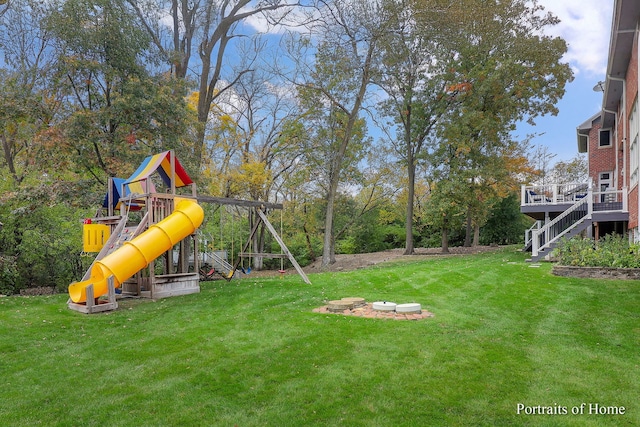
238,253,289,258
197,195,282,210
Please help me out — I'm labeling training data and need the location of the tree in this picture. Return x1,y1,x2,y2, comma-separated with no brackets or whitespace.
528,145,557,185
285,0,389,266
0,71,50,186
202,55,302,200
194,60,305,268
480,193,531,245
46,0,195,182
126,0,304,170
296,85,371,265
375,0,456,255
0,0,59,186
0,172,101,293
424,173,466,253
548,154,588,184
415,0,572,249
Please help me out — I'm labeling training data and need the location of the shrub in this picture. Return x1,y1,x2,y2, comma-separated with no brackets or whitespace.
0,203,88,294
556,234,640,268
0,255,18,295
480,194,531,245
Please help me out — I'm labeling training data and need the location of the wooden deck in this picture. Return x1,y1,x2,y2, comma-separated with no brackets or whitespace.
521,183,627,221
521,182,629,260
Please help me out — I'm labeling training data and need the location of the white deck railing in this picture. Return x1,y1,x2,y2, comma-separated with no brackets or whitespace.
524,220,542,249
591,189,628,212
521,182,589,206
528,185,628,258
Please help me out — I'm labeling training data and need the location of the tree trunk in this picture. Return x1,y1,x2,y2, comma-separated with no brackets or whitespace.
441,215,450,253
473,223,480,247
194,121,206,173
464,208,472,247
303,223,316,262
322,181,338,267
253,217,265,270
318,17,376,267
404,154,415,255
1,133,22,185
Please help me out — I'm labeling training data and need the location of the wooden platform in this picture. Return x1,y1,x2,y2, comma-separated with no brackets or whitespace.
123,273,200,299
67,278,118,314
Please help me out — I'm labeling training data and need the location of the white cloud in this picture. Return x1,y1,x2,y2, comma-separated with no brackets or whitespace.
246,1,613,76
537,0,612,76
242,3,316,35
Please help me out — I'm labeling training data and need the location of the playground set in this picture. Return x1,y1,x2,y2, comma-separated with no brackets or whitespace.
68,150,309,314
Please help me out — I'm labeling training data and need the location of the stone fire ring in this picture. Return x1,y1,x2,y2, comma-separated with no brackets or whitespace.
372,301,397,311
396,303,421,314
341,297,366,307
327,300,354,313
313,301,434,321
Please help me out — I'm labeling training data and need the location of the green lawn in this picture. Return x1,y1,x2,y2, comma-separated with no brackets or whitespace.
0,248,638,426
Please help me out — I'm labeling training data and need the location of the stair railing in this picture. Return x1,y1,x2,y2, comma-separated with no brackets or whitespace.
532,191,592,258
524,220,542,249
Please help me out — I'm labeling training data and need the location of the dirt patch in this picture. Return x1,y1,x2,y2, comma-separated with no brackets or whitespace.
553,265,640,280
222,245,502,279
303,245,501,273
313,302,434,320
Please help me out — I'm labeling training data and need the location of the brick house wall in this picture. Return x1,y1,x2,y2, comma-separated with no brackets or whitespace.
587,118,615,187
624,33,639,229
571,1,639,239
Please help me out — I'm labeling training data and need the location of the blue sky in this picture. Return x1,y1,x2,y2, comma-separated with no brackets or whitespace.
514,0,613,163
244,0,613,164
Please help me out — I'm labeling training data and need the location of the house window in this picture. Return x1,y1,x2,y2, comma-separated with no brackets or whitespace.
599,128,611,147
599,172,611,191
599,172,614,203
630,99,639,186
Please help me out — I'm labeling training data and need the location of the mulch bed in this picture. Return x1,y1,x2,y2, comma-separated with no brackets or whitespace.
552,265,640,280
19,287,56,296
313,302,434,320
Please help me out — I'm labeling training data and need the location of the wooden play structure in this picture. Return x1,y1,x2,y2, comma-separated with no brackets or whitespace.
68,150,309,314
196,196,310,285
68,151,202,313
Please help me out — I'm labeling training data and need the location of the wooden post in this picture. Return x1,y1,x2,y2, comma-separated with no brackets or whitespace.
255,208,311,285
107,276,117,306
165,250,174,275
107,177,114,217
149,261,156,299
85,284,95,314
193,234,199,275
170,150,176,195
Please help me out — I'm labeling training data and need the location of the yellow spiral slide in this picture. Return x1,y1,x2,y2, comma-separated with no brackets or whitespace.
68,199,204,303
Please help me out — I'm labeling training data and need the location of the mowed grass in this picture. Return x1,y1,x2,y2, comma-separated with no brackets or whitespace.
0,248,638,426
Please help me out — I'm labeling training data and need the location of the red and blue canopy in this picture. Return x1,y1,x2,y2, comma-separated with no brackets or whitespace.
124,150,193,191
103,151,194,209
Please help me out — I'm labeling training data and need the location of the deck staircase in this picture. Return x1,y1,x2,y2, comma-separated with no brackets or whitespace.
529,197,591,262
522,181,628,262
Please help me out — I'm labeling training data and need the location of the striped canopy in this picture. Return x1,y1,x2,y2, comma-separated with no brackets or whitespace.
102,178,146,210
124,151,193,192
